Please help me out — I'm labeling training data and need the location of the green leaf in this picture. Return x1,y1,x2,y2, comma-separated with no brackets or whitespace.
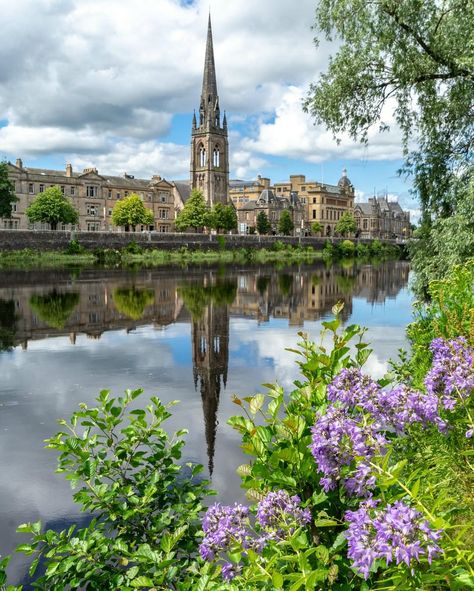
314,519,338,527
272,571,284,589
250,393,265,415
130,575,155,587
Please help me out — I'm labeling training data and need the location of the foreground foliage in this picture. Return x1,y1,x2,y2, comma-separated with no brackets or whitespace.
1,263,472,590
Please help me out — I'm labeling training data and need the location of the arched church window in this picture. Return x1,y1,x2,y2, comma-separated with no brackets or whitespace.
213,147,220,167
199,145,206,167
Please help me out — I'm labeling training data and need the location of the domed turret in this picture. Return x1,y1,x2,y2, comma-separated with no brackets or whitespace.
338,168,352,190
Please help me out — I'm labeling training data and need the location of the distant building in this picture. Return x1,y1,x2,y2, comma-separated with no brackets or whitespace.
354,196,410,239
236,188,305,235
230,170,355,235
2,160,174,232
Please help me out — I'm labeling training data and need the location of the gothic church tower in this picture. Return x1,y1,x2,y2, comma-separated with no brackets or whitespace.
190,15,229,206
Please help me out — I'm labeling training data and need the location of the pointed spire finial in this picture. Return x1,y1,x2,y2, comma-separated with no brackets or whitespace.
201,11,218,101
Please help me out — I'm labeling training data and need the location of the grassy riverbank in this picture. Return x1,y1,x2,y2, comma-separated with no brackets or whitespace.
0,239,403,269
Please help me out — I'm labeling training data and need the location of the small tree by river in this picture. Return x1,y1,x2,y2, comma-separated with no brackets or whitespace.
26,186,78,230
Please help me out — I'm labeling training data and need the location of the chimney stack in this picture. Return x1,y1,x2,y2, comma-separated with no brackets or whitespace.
16,158,23,169
66,163,73,177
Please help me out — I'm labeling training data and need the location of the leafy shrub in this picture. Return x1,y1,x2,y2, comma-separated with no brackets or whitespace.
7,390,212,590
338,239,355,257
271,240,286,252
369,239,383,255
65,239,85,255
123,240,143,255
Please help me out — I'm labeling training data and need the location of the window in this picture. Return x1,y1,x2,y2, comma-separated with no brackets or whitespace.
116,192,121,199
108,209,112,216
108,190,112,199
60,186,65,194
312,210,316,219
70,186,75,196
301,186,306,192
363,219,368,230
12,202,17,213
29,183,34,194
125,191,129,197
87,221,101,231
213,146,220,167
159,225,169,233
199,145,206,167
159,209,168,219
39,184,44,193
148,193,153,202
87,204,99,216
159,192,167,203
86,185,97,197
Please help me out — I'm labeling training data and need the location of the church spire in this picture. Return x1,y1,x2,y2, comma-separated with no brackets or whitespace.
201,14,218,101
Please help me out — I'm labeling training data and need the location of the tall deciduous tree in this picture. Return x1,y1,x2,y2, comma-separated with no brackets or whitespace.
278,210,294,236
0,161,18,219
26,186,78,230
209,203,237,233
304,0,474,219
335,212,357,237
111,193,154,231
175,189,209,232
256,210,271,235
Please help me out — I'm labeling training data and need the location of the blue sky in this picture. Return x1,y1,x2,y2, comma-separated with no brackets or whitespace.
0,0,420,220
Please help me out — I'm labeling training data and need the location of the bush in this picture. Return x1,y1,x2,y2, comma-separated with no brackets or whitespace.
338,239,355,257
64,239,85,255
123,240,143,255
271,240,286,252
369,238,383,255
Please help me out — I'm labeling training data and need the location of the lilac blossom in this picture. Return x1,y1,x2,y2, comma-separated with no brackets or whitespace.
425,337,474,410
200,491,311,580
345,500,442,579
199,503,249,561
256,490,311,532
309,405,387,495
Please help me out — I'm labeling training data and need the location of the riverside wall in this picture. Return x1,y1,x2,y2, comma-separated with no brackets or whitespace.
0,229,398,252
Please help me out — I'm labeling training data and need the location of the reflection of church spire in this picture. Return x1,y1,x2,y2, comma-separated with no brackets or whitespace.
191,301,229,476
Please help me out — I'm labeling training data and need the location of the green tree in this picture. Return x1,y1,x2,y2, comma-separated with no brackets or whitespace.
209,203,237,233
0,161,17,219
256,210,271,235
304,0,474,219
310,221,322,235
26,186,78,230
111,193,154,232
113,287,155,320
175,189,209,232
335,212,357,237
278,210,294,235
29,291,80,329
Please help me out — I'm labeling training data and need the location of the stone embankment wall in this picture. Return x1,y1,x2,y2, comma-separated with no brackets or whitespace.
0,229,397,252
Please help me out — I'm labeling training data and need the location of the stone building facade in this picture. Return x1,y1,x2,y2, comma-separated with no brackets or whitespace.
230,170,355,235
236,188,305,235
354,196,411,240
2,159,175,233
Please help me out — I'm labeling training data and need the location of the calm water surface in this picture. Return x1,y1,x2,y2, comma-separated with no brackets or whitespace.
0,261,412,584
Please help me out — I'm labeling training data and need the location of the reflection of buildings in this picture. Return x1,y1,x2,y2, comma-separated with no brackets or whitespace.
0,261,410,477
191,302,229,476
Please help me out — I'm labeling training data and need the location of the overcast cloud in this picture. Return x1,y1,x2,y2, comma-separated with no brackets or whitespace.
0,0,413,200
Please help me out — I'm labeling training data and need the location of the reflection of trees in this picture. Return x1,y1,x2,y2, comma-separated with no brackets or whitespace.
179,281,237,319
335,273,357,294
29,291,80,329
0,299,17,351
278,274,293,297
113,287,155,320
257,276,270,296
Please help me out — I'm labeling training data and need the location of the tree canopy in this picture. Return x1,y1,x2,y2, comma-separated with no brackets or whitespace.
0,162,17,219
335,212,357,237
310,221,322,235
256,210,271,235
113,287,155,320
111,194,154,231
278,210,294,236
175,189,209,232
208,203,237,233
29,291,80,329
304,0,474,219
26,186,78,230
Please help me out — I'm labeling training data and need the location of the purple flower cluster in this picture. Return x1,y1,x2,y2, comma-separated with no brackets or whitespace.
256,490,311,531
309,405,386,495
345,500,442,579
199,503,249,561
200,491,311,580
425,337,474,411
328,368,445,433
